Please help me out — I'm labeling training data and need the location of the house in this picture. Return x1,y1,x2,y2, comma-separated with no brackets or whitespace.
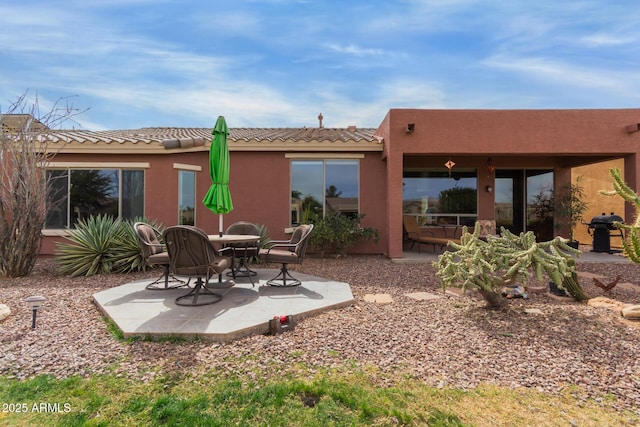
376,109,640,257
4,108,640,259
35,123,388,256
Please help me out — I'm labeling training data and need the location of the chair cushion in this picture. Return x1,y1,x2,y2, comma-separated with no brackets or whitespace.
212,257,231,273
259,248,300,264
147,252,170,265
137,225,163,255
290,226,305,244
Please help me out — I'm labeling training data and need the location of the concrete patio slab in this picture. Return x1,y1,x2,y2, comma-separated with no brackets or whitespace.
93,269,354,342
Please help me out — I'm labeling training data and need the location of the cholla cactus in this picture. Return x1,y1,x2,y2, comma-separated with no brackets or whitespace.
434,226,582,309
601,168,640,262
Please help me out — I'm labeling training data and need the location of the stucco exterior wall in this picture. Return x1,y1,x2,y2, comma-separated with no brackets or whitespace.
379,109,640,258
572,159,625,248
39,150,388,256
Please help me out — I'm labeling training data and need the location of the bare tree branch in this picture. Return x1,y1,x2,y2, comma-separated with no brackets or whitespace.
0,91,86,277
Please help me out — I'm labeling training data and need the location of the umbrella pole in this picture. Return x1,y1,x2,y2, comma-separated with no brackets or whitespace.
219,214,224,283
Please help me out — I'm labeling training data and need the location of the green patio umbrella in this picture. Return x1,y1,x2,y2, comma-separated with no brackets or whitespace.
203,116,233,236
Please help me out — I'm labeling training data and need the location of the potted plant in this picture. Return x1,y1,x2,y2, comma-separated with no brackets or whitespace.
555,176,589,248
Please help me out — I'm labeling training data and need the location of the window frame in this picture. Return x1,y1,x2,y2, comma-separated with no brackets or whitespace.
44,162,148,231
402,168,478,226
178,169,196,226
289,155,362,226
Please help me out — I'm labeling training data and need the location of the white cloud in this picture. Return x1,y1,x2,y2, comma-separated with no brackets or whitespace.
3,0,640,130
323,43,385,57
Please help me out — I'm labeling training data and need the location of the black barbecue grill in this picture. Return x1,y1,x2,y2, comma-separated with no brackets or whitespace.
585,213,624,253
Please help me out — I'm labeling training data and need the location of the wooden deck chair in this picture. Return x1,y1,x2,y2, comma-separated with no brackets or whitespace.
402,215,458,252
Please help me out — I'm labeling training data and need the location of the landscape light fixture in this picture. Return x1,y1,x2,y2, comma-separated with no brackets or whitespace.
25,295,46,329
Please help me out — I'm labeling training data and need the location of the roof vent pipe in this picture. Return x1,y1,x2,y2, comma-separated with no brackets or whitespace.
318,113,323,128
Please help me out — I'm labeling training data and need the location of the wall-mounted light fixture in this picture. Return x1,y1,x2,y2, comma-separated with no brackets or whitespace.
26,295,46,329
445,159,455,177
406,123,415,133
626,123,640,133
486,185,493,193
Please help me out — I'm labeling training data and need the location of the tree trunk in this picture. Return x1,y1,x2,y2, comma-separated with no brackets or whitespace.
478,288,508,310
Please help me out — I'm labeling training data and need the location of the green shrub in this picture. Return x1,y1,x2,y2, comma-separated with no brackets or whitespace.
55,215,155,277
309,213,379,257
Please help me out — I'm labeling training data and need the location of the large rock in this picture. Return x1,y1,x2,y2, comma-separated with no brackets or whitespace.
0,304,11,322
587,296,628,312
621,305,640,320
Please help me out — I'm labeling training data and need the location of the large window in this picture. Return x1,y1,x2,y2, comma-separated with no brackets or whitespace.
45,169,144,228
291,159,359,225
403,169,477,226
178,170,195,226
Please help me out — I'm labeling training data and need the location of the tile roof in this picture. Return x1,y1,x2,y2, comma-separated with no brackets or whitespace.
40,126,382,153
229,127,378,142
1,114,49,133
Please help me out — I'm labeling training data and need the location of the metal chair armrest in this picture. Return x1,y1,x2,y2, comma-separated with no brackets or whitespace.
264,242,296,254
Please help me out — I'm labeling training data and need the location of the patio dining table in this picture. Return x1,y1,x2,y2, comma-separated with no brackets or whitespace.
208,234,260,285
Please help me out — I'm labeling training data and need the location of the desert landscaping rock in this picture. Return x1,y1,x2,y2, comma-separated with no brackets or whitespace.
588,296,628,311
363,293,393,304
1,255,640,414
617,282,640,292
405,292,442,301
0,304,10,321
622,304,640,320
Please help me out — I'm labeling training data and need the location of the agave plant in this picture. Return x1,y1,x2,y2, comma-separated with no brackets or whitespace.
55,214,122,277
55,215,159,277
110,218,146,274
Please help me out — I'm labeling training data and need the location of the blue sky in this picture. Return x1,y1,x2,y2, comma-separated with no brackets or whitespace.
2,0,639,131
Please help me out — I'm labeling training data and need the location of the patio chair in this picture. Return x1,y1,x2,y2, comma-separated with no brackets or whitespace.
402,215,458,252
224,221,260,285
259,224,313,287
133,221,186,290
163,225,232,306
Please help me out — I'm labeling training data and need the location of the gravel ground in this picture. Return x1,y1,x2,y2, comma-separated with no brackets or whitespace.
1,255,640,413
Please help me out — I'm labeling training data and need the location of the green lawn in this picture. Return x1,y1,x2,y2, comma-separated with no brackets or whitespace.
0,362,637,426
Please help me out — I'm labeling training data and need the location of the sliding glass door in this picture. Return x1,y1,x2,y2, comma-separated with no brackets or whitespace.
495,170,554,240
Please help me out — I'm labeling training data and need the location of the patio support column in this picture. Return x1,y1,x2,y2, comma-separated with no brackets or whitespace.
477,161,494,221
555,166,572,239
386,149,404,258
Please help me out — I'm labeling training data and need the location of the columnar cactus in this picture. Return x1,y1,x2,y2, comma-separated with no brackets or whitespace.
601,168,640,262
434,226,583,309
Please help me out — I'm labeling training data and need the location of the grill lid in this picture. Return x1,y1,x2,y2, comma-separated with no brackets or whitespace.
588,213,623,229
590,213,623,224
